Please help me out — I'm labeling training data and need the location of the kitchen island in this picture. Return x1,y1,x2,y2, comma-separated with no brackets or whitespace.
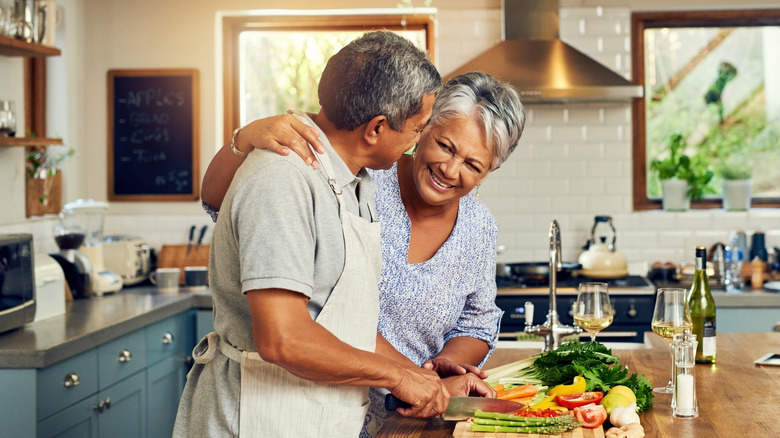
378,332,780,438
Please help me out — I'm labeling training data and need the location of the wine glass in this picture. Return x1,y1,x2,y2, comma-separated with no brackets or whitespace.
573,282,614,343
651,288,692,394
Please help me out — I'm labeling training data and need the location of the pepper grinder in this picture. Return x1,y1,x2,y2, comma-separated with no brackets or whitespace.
672,329,698,418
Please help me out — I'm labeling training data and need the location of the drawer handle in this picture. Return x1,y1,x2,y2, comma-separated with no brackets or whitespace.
118,349,132,363
63,372,80,388
162,332,174,345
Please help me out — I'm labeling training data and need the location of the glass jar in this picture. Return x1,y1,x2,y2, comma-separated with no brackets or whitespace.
672,329,698,418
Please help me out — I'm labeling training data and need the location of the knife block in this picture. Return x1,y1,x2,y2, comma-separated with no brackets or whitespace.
157,244,210,285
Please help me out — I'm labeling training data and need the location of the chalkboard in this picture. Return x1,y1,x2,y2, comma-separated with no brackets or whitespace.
108,69,200,201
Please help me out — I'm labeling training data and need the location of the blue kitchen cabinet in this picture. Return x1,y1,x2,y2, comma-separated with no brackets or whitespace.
195,309,214,340
0,310,196,437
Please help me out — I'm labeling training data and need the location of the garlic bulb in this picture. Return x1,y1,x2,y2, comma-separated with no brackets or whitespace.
609,402,640,427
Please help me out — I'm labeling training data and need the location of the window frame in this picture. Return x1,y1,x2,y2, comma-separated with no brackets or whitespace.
221,13,436,145
631,9,780,210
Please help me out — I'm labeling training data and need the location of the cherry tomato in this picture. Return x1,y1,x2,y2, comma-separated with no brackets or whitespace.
555,391,604,409
573,403,608,429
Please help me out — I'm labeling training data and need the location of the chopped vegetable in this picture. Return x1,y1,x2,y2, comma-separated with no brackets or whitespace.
485,341,654,412
513,408,565,418
573,403,608,429
496,384,538,400
556,391,604,409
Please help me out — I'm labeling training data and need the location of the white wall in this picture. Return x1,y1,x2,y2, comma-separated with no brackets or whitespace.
1,0,778,269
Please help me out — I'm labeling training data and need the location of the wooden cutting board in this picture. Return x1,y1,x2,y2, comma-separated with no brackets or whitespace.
453,422,605,438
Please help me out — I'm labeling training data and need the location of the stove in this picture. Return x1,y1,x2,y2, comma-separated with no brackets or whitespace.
495,275,656,343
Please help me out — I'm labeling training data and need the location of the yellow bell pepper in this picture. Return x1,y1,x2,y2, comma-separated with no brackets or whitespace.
546,375,587,397
528,396,569,412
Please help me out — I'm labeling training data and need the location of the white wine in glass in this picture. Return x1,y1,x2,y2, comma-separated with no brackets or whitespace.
574,282,613,343
651,288,692,394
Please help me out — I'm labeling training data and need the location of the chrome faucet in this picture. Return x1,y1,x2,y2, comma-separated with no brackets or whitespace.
524,220,583,352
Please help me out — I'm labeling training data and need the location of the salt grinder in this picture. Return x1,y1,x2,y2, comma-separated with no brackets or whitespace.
672,329,698,418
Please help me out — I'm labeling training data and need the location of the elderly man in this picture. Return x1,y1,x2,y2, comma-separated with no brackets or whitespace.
173,31,448,437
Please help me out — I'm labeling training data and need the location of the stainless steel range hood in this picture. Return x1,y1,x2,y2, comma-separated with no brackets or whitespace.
445,0,643,103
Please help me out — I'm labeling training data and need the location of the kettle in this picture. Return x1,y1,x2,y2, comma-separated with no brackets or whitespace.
578,216,628,278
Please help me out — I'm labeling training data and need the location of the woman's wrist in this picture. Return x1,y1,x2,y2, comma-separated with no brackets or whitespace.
230,126,252,158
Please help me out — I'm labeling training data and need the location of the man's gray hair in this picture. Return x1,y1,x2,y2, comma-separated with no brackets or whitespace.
318,30,441,131
428,72,526,170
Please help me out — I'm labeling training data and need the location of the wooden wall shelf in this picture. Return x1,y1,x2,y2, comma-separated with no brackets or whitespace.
0,35,61,57
0,137,64,147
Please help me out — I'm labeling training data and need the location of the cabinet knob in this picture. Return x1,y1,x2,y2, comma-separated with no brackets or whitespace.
118,349,132,363
93,400,105,413
105,397,111,410
162,332,174,345
627,304,638,318
63,372,80,388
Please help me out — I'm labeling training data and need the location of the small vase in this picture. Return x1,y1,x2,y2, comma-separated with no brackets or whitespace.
722,179,752,211
661,179,690,211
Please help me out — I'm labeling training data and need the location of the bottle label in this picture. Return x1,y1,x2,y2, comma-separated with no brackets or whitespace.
702,319,716,357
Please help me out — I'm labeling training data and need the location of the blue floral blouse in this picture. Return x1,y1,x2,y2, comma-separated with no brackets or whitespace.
202,164,502,366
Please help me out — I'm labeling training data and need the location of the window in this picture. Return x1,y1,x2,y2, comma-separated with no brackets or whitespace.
631,9,780,210
221,11,435,142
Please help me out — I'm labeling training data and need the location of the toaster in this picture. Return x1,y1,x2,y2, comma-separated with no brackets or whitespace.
103,235,151,286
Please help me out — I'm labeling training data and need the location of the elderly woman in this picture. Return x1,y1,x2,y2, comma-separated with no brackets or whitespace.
202,72,525,435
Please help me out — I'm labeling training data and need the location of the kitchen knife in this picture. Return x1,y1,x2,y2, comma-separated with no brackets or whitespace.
384,394,524,421
186,225,196,255
196,225,208,251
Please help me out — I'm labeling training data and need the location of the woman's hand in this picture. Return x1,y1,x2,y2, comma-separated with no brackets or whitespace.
423,356,489,379
243,113,325,168
442,374,497,398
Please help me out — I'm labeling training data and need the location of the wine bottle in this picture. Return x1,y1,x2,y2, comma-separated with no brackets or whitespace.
688,246,716,364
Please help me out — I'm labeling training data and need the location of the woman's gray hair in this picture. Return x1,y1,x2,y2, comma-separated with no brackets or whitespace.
318,31,442,131
428,72,525,170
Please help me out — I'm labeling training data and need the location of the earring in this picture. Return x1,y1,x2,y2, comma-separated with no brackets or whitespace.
475,185,480,198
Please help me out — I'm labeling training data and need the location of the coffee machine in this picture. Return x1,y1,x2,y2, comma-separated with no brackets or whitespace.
50,222,93,298
56,199,122,296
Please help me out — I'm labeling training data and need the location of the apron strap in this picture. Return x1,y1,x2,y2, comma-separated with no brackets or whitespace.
287,110,347,213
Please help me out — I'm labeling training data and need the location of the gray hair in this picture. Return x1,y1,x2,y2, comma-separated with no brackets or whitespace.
427,72,525,170
318,31,442,131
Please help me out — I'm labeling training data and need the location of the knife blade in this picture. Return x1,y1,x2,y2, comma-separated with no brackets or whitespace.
384,394,524,421
186,225,196,255
196,225,208,251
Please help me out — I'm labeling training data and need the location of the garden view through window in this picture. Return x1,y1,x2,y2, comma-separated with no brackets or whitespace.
632,10,780,209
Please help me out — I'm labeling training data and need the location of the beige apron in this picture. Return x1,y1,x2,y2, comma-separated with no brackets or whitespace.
197,113,382,437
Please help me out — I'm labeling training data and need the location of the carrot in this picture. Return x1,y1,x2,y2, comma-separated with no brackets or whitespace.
492,384,506,393
508,396,536,406
496,384,538,400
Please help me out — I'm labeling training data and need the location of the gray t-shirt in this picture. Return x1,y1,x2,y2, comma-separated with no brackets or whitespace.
210,136,377,352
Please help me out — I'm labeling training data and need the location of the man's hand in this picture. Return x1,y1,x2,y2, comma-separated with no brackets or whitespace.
388,366,450,418
423,356,489,379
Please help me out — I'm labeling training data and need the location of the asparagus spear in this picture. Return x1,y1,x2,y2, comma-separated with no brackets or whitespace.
470,423,575,434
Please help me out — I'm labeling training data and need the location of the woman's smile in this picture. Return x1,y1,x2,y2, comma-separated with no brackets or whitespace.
428,167,455,190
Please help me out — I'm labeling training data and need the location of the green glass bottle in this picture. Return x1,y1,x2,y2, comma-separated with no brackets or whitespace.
688,246,716,364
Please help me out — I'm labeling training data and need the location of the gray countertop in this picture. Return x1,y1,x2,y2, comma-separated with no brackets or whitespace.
3,284,778,370
0,287,213,369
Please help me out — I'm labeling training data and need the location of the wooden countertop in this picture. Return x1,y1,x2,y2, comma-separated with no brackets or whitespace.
378,332,780,437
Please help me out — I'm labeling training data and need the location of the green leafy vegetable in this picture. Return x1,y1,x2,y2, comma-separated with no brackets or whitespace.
485,341,654,412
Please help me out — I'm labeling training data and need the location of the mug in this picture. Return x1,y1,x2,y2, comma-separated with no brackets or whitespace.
184,266,208,291
149,267,180,293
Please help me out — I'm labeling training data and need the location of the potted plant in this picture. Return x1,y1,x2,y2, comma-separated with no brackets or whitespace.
650,133,714,211
717,152,753,211
25,144,74,216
